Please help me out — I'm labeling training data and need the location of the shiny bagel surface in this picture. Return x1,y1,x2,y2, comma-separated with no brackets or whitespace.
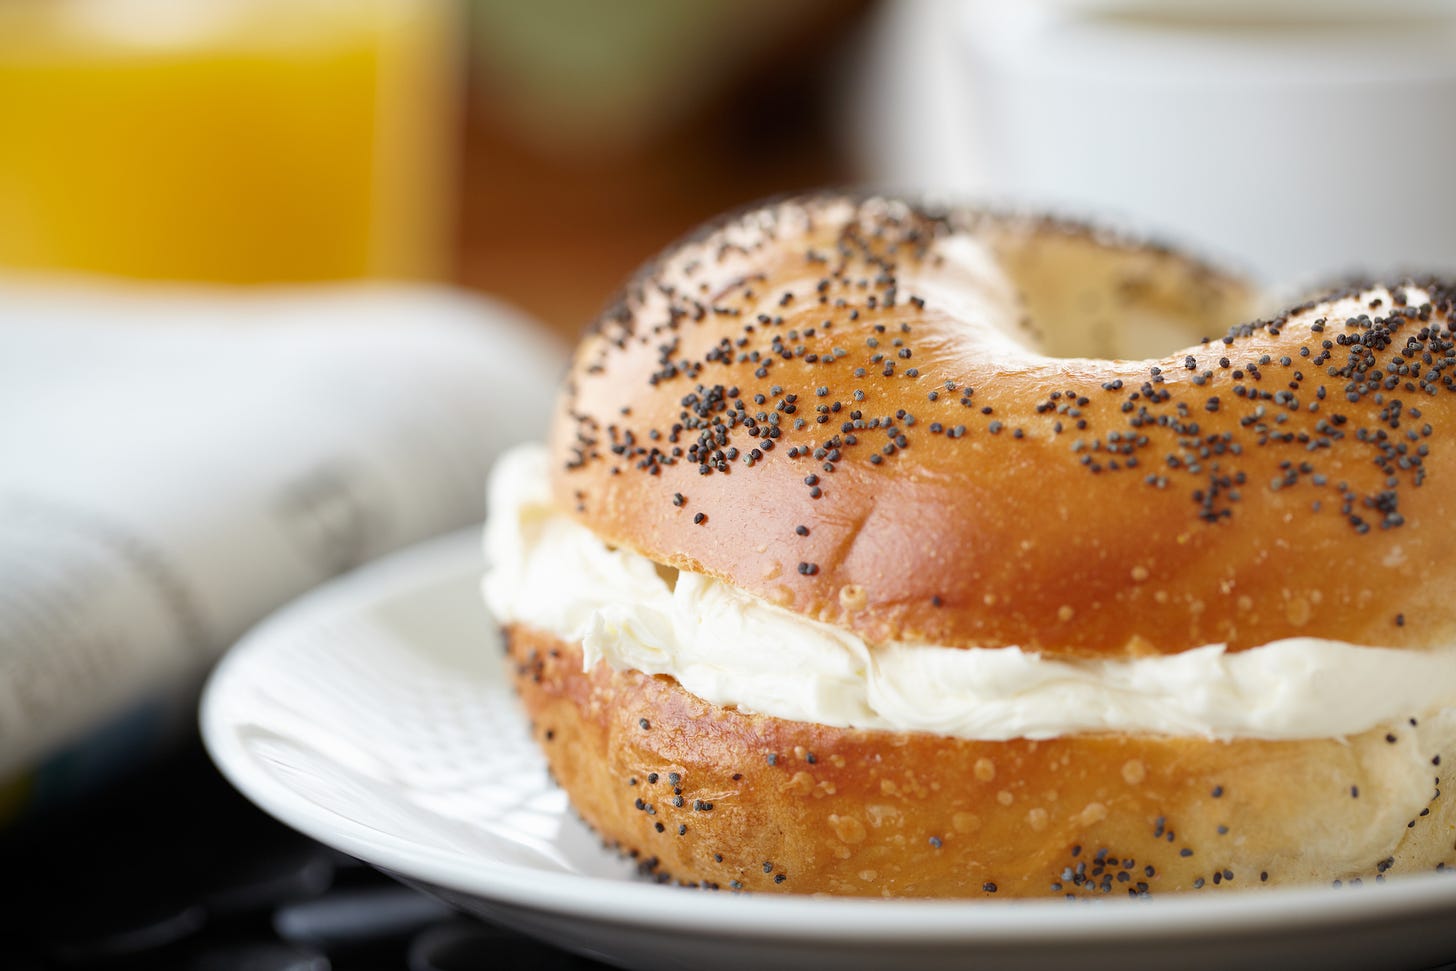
550,194,1456,657
504,192,1456,897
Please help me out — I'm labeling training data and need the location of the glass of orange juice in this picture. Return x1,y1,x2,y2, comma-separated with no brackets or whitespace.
0,0,457,283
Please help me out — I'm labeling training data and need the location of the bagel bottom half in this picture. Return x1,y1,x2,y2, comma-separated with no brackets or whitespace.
507,624,1456,898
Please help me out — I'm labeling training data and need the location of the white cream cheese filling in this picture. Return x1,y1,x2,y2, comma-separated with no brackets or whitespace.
483,443,1456,741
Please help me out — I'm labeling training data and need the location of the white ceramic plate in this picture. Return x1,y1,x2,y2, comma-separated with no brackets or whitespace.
201,528,1456,971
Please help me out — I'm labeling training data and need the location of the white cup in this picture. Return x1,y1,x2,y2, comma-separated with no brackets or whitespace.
852,0,1456,286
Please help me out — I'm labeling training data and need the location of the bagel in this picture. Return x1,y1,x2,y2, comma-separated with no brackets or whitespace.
483,193,1456,897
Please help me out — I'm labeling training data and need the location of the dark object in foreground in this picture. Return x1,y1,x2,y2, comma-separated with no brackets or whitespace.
1,742,608,970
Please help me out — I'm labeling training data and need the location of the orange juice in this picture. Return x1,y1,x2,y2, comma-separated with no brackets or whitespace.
0,0,456,283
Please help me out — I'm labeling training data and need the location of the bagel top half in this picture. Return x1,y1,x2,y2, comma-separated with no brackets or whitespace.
550,193,1456,660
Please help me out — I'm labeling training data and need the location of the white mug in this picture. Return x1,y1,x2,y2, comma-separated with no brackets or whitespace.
851,0,1456,286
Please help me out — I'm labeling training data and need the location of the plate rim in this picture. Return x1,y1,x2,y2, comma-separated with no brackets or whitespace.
200,526,1456,947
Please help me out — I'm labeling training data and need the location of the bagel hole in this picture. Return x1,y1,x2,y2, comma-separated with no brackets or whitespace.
992,234,1257,360
654,562,680,593
1021,276,1236,360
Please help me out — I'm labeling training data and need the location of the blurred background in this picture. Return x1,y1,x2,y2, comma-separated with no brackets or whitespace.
0,0,870,339
4,0,1456,337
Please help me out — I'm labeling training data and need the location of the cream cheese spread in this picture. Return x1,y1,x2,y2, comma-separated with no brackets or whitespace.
483,443,1455,741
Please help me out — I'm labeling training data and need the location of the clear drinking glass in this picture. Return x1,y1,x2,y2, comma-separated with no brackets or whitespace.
0,0,458,283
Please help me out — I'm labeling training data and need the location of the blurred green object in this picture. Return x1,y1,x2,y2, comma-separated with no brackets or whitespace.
470,0,835,154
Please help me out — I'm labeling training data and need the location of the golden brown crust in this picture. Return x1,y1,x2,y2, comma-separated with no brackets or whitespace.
510,625,1456,898
550,193,1456,657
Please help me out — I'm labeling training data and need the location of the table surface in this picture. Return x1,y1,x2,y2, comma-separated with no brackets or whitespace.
2,740,610,971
